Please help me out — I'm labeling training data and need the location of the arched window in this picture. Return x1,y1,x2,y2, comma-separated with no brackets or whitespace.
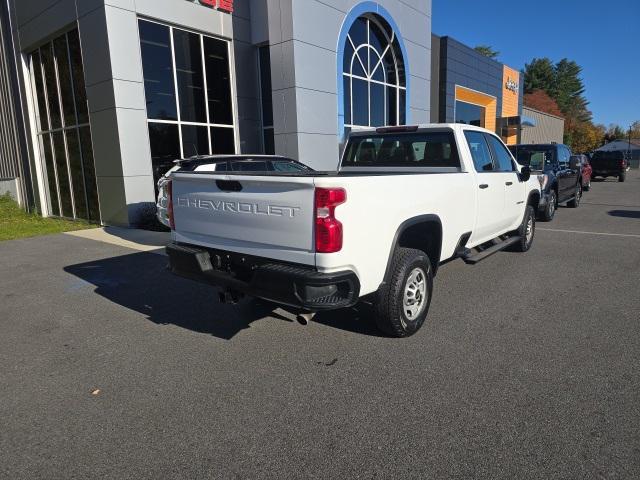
342,14,406,133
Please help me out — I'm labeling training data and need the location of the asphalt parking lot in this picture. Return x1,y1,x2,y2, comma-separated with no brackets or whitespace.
1,171,639,479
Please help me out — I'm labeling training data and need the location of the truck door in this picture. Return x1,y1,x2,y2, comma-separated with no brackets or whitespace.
463,131,506,243
557,146,575,199
485,134,523,229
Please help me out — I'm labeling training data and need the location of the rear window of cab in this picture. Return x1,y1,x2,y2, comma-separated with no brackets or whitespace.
342,132,460,169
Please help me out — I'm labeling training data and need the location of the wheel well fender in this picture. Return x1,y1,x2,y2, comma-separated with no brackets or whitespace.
383,215,443,281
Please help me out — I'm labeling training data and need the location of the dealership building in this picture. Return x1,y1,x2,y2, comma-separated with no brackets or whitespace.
1,0,554,229
0,0,433,226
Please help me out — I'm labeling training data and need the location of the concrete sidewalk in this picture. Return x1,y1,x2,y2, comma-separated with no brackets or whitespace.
65,226,170,255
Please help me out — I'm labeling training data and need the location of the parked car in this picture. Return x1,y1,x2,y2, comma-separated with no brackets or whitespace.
508,143,582,221
163,124,540,337
572,154,592,191
157,156,311,227
590,150,628,182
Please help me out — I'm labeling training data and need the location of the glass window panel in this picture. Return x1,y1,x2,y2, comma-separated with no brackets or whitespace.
259,46,273,127
352,77,368,126
211,127,235,154
370,51,385,82
348,18,368,49
382,48,397,85
52,131,73,217
67,30,89,125
32,51,49,132
230,161,269,171
392,38,406,86
53,35,75,127
148,123,181,185
343,132,460,168
79,127,100,222
370,82,385,127
173,29,206,123
139,20,177,121
486,134,515,172
343,39,354,73
343,75,351,125
41,134,59,216
66,129,88,219
351,49,366,77
399,89,406,125
387,86,397,126
181,124,209,157
41,44,62,130
464,131,494,172
455,100,485,127
204,36,233,125
369,21,387,57
263,128,275,155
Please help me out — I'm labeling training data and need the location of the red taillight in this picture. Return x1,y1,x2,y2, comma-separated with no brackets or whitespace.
167,180,175,230
315,187,346,253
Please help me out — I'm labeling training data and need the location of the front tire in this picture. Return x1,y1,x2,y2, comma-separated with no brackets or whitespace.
540,190,557,221
374,248,433,338
568,182,582,208
512,205,536,252
584,178,591,191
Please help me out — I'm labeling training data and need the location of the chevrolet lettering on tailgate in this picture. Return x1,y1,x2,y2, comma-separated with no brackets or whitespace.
177,197,301,218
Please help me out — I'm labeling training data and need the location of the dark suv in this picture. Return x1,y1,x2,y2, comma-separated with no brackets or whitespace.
508,143,582,221
590,150,628,182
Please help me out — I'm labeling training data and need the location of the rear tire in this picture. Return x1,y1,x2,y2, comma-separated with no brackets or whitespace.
511,206,536,252
619,173,626,182
374,248,433,338
568,182,582,208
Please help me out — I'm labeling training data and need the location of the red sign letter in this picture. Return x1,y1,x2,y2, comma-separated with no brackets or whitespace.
218,0,234,13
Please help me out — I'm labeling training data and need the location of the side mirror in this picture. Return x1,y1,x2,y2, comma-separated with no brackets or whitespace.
519,165,531,182
569,156,580,170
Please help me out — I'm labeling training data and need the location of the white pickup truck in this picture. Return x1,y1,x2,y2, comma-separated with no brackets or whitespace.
164,124,540,337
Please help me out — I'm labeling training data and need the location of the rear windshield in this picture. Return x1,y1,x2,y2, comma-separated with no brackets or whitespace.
342,132,460,168
509,146,555,170
592,151,624,160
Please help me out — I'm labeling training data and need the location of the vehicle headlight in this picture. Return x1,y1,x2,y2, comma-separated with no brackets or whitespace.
538,174,549,190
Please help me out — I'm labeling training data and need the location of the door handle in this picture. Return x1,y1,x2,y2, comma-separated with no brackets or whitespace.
479,184,489,189
505,181,513,186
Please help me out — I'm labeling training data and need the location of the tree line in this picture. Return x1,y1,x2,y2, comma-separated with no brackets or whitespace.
523,57,638,153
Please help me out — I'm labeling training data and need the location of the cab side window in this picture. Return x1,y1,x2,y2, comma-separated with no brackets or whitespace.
558,146,570,164
464,131,494,172
485,134,515,172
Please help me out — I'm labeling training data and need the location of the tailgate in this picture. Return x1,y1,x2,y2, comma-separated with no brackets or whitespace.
171,173,316,265
592,158,619,170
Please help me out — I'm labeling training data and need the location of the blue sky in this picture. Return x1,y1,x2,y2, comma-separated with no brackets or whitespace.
432,0,640,128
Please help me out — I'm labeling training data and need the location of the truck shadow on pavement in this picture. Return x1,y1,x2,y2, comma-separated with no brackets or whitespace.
608,209,640,219
64,250,382,339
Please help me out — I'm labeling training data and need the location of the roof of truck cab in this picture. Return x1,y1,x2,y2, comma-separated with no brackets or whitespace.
347,123,500,135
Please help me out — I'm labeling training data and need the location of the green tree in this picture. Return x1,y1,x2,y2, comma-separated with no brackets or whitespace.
523,58,555,94
554,59,591,123
474,45,499,59
605,124,627,141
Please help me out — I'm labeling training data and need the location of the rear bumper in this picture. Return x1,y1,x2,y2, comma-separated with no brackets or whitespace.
166,243,360,311
592,169,623,177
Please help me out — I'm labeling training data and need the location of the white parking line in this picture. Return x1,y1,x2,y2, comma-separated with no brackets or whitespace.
538,228,640,239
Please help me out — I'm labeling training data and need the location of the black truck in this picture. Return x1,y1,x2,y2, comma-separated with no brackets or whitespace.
590,150,628,182
508,143,582,221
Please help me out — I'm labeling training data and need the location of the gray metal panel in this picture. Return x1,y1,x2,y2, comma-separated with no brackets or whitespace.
521,107,565,144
